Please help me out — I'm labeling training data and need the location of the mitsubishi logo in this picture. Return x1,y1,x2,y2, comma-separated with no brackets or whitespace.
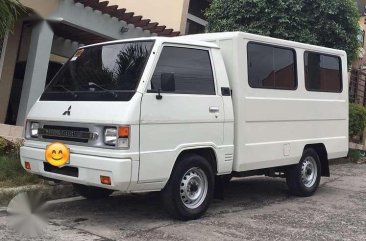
62,106,71,116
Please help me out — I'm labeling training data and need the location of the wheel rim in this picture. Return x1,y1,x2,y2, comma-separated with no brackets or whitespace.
301,156,318,188
180,167,208,209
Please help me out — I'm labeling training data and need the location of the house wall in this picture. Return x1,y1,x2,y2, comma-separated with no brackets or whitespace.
20,0,60,18
109,0,190,34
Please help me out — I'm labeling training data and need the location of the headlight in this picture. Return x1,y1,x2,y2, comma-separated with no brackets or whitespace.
104,128,118,146
104,126,130,148
30,122,39,137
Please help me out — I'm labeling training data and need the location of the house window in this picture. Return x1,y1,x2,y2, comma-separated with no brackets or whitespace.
247,42,297,90
304,52,342,92
150,46,215,95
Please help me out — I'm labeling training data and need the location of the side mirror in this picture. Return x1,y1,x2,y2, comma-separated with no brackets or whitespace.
161,73,175,92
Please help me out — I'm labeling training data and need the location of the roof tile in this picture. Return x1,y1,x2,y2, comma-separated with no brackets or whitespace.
74,0,179,37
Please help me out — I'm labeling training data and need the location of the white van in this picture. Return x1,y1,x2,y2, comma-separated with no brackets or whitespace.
20,32,348,220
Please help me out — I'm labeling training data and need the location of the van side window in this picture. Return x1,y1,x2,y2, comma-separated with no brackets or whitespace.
247,42,297,90
304,52,342,92
150,46,215,95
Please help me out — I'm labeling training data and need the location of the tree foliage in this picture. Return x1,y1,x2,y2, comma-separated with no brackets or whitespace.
0,0,25,39
349,103,366,137
205,0,360,64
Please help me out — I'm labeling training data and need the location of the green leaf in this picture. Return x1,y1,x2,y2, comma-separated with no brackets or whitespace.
0,0,26,39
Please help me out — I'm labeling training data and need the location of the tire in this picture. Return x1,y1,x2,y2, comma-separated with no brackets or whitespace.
286,148,321,197
161,153,214,220
73,184,114,199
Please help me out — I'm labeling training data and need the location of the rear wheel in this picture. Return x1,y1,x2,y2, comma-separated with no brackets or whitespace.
286,148,321,197
73,184,114,199
161,153,214,220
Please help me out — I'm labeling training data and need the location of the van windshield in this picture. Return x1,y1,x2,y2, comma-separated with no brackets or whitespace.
41,41,154,101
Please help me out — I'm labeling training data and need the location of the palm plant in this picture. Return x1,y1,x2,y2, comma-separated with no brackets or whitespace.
0,0,25,39
114,44,150,90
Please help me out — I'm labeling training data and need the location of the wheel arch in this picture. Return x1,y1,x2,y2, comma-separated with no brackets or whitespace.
174,147,218,174
304,143,329,177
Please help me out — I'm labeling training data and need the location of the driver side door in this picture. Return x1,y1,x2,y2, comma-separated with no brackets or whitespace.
139,45,224,184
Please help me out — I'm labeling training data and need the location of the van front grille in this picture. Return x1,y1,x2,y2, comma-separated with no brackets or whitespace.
39,125,93,143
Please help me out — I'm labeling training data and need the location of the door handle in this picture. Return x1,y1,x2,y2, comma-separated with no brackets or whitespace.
209,106,220,113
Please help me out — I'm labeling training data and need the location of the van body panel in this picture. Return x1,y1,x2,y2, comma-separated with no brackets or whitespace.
139,93,225,183
26,93,143,125
184,32,348,172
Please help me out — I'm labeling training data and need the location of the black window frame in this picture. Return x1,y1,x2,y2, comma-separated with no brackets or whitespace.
304,51,343,93
148,45,217,95
247,41,298,91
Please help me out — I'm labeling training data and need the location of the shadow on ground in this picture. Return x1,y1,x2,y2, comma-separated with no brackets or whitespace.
3,163,366,241
46,176,289,222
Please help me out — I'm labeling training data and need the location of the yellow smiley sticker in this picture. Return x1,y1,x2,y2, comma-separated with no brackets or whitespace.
45,142,70,167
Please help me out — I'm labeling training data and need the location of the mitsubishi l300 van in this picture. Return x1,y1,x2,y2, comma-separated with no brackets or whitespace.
21,32,348,220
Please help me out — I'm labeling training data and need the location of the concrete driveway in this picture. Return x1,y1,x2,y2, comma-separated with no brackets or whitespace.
1,162,366,241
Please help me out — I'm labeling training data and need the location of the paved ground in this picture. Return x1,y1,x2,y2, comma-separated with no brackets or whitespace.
1,162,366,241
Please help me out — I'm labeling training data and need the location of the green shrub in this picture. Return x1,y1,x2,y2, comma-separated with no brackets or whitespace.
0,137,40,187
349,103,366,137
0,138,6,155
349,149,361,162
205,0,360,66
0,137,22,155
0,154,40,187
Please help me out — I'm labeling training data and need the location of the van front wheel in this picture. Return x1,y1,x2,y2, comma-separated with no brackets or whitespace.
286,148,321,197
161,154,214,220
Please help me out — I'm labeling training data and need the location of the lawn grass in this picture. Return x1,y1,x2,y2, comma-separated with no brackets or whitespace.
0,153,41,188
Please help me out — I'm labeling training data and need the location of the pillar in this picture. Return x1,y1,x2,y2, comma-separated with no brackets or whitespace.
0,22,23,123
16,21,54,125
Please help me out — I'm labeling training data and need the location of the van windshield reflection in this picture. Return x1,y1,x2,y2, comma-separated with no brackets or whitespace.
41,41,154,101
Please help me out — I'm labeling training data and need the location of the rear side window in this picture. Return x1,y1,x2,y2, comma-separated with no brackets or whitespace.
304,52,342,92
150,46,215,95
247,42,297,90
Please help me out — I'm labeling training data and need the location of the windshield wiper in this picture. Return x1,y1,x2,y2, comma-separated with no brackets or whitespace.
88,82,118,98
54,85,78,99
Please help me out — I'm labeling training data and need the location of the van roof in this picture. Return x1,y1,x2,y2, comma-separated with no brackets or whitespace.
81,31,346,57
81,36,219,49
178,32,346,56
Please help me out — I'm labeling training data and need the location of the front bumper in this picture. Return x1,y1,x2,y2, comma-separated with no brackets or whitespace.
20,146,132,191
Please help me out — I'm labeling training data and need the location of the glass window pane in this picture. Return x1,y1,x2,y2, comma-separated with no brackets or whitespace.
41,41,154,101
151,47,215,95
248,43,297,90
305,52,342,92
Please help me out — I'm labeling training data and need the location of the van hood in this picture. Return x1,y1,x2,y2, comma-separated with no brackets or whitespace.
26,93,142,125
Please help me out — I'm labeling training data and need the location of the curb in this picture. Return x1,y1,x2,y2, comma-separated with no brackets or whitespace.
0,182,77,207
330,157,366,165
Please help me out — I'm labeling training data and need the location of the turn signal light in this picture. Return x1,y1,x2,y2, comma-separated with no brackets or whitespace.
100,175,111,185
25,161,31,170
118,126,129,138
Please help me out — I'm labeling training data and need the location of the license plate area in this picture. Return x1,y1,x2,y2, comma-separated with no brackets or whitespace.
44,162,78,177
